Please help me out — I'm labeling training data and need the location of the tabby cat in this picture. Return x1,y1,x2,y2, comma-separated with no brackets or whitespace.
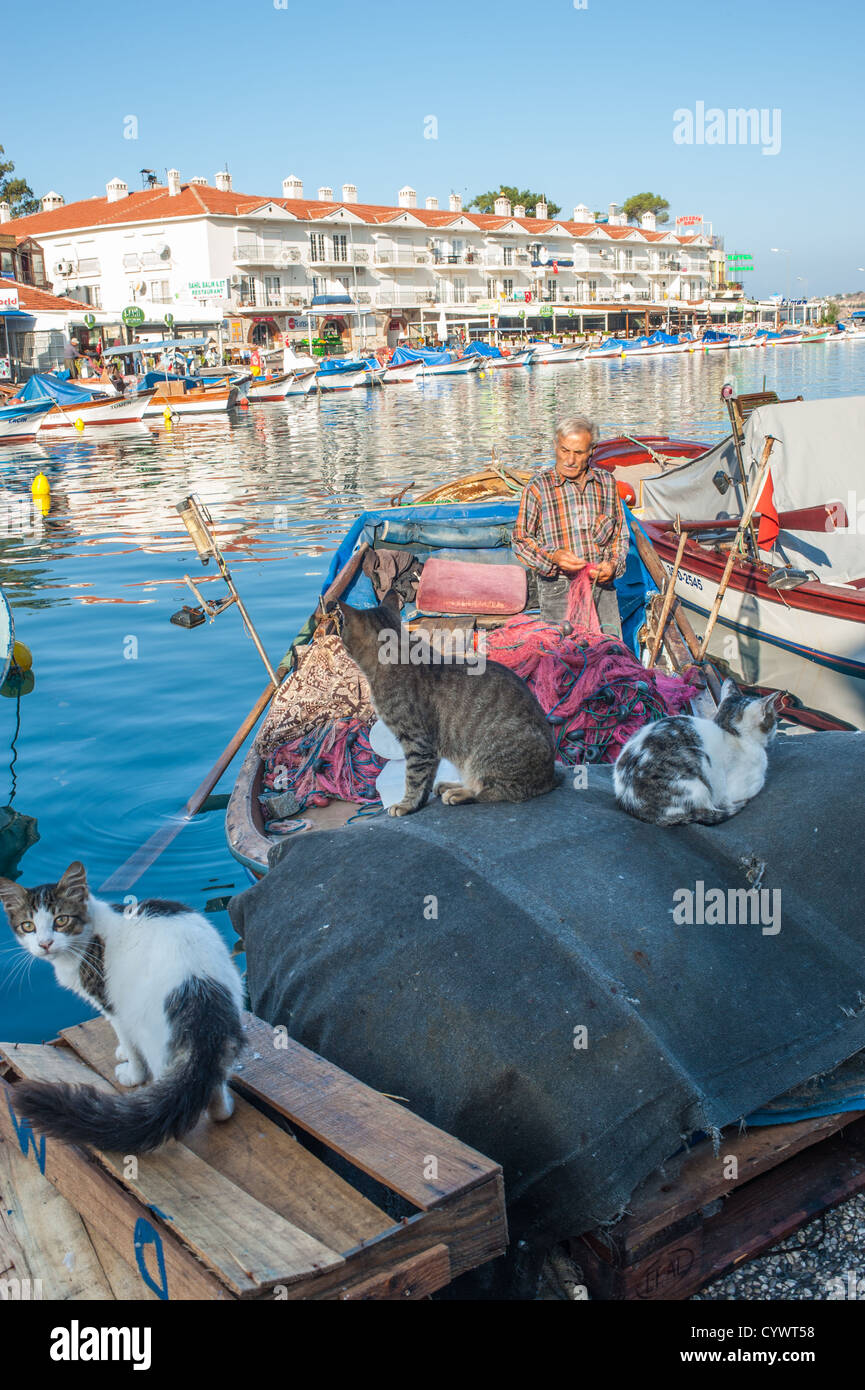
334,596,557,815
613,681,780,826
0,862,244,1152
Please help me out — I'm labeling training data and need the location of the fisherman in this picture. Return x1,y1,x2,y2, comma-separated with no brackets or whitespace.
512,415,628,634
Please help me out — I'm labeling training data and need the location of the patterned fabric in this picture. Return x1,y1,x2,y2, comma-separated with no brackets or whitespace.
255,632,375,758
512,465,629,580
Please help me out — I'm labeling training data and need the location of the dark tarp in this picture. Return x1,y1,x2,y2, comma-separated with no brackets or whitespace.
231,731,865,1294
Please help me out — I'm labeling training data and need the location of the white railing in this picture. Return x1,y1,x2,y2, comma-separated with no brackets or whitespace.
373,250,431,267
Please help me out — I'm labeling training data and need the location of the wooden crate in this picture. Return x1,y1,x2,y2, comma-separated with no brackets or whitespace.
0,1014,506,1301
572,1108,865,1300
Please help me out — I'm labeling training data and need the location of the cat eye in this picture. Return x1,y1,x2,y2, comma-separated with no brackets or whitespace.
55,915,73,929
19,920,36,933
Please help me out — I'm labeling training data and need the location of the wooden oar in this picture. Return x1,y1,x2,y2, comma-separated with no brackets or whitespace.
648,526,688,667
697,436,777,661
98,681,275,894
671,502,848,535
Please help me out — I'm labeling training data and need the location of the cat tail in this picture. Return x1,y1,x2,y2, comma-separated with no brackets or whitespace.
12,977,243,1154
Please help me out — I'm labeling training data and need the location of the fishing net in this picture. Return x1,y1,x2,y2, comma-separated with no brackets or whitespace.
261,717,383,825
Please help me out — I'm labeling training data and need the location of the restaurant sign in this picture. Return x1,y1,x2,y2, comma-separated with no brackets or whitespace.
0,285,20,311
188,279,228,300
121,305,145,326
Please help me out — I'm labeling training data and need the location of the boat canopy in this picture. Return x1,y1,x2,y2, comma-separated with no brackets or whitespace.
18,373,95,405
136,370,200,392
596,337,629,351
647,330,681,344
390,346,452,366
702,328,733,343
316,358,369,374
462,342,502,359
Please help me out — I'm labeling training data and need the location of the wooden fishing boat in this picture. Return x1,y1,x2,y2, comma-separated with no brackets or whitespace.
421,354,482,377
381,358,424,384
0,398,54,443
142,380,237,416
39,390,156,429
638,389,865,728
487,348,537,368
315,360,369,392
0,586,13,687
528,343,585,364
245,368,317,402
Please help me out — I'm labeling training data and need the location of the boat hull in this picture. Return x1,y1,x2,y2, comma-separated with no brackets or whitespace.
143,386,237,416
0,400,54,442
382,361,424,384
316,369,368,392
0,586,13,687
246,370,316,401
489,350,537,368
40,392,155,429
420,357,481,376
646,523,865,728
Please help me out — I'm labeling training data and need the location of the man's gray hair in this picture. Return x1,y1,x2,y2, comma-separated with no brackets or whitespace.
555,415,598,444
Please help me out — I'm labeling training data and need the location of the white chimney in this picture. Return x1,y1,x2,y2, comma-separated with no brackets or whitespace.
573,203,592,222
640,211,657,231
41,191,65,213
535,199,548,219
494,195,512,217
0,202,10,224
341,183,358,203
167,168,181,197
398,185,417,208
425,196,439,210
449,192,462,213
189,176,208,187
513,204,526,218
317,186,334,201
106,177,129,203
283,175,304,199
214,170,232,192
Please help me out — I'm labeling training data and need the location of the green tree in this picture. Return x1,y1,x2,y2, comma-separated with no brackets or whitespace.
820,300,839,326
622,192,670,225
0,146,39,217
467,186,561,217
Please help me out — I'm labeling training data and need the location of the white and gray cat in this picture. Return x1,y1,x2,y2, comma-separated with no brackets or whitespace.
613,681,780,826
0,861,244,1152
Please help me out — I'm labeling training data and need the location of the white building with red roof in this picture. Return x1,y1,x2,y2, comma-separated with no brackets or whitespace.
4,174,715,351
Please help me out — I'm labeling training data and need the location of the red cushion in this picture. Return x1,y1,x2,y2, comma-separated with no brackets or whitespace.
415,558,527,615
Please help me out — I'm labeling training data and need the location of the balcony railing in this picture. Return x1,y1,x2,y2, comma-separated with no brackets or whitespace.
234,244,303,265
373,249,431,267
431,250,482,267
234,289,312,310
308,247,369,266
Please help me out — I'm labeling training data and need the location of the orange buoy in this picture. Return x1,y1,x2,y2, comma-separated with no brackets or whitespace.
239,397,250,410
616,478,636,507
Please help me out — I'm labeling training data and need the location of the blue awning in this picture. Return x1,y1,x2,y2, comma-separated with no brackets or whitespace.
18,373,96,405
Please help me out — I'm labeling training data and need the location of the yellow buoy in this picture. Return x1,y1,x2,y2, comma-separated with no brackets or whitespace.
32,472,50,500
74,417,85,431
12,641,32,672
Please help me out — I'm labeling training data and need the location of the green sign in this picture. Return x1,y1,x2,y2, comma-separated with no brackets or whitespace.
83,312,96,328
539,305,554,317
122,305,146,326
163,313,175,328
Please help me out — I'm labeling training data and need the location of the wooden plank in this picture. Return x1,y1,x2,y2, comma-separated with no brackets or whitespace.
0,1135,116,1301
233,1014,500,1211
614,1109,862,1251
0,1078,230,1301
340,1244,451,1300
60,1018,394,1251
0,1043,344,1295
267,1173,508,1301
80,1221,160,1301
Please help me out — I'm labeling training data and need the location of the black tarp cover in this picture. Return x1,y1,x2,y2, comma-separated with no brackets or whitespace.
231,732,865,1286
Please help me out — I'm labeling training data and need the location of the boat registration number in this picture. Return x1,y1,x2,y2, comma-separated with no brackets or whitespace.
663,561,704,592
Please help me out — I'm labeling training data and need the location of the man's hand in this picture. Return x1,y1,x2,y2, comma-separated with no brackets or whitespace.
552,548,587,576
588,560,615,584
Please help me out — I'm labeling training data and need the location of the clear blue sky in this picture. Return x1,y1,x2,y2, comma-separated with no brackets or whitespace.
4,0,862,297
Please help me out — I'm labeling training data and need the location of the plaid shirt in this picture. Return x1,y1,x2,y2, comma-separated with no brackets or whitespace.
512,465,629,579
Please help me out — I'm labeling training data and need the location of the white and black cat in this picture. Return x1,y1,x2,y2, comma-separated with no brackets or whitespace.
0,861,244,1152
613,681,780,826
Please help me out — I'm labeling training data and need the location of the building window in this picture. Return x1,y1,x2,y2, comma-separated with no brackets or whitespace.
149,280,171,303
239,275,255,306
622,249,633,270
546,279,558,302
309,233,326,263
453,278,466,304
264,275,281,306
503,246,513,267
90,285,102,309
502,278,514,298
487,278,497,300
311,275,325,297
337,275,351,293
1,250,14,279
332,234,348,262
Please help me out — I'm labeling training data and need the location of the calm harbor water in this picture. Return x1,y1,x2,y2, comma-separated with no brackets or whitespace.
2,343,865,1042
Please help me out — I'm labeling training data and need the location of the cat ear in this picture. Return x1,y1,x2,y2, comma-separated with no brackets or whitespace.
57,861,88,899
0,877,26,915
719,678,737,702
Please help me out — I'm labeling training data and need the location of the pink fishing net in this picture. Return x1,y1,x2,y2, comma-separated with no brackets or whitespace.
486,611,696,764
262,718,384,814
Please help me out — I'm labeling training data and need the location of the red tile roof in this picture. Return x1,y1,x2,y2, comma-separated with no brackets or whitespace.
9,183,705,246
4,278,91,313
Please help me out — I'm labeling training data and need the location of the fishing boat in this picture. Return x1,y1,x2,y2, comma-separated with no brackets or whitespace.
389,346,482,377
0,398,54,443
138,373,238,416
0,586,13,687
381,358,424,385
528,342,586,364
637,390,865,728
17,374,155,430
245,368,317,402
315,359,370,392
462,343,536,369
